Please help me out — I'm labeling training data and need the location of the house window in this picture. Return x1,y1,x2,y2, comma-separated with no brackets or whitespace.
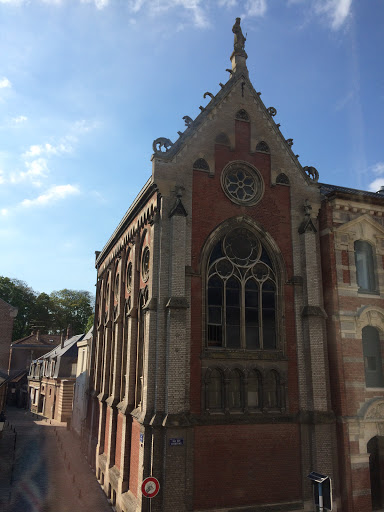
207,228,277,350
355,240,377,293
362,326,384,388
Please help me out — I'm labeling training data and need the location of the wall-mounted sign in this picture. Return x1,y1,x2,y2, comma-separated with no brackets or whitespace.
169,438,184,446
140,433,144,444
141,477,160,498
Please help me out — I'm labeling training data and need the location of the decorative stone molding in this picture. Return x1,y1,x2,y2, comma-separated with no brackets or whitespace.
235,109,250,121
221,161,264,207
183,115,193,127
267,107,277,117
165,297,189,309
152,137,173,154
301,306,327,318
303,166,319,183
193,158,210,171
276,173,289,185
256,141,270,153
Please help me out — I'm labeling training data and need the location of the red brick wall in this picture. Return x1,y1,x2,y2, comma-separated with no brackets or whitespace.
193,424,301,509
115,411,124,470
104,406,110,455
129,418,140,498
190,119,298,415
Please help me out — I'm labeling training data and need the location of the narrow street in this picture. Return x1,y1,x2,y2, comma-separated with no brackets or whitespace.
0,407,112,512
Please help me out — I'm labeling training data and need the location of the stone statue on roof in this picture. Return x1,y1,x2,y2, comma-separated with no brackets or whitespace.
232,17,246,52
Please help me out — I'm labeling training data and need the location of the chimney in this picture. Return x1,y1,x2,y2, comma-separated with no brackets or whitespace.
36,330,40,342
60,332,64,349
66,324,73,340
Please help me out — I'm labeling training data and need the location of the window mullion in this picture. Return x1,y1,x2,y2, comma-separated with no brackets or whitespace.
241,278,246,348
259,283,263,349
223,278,227,348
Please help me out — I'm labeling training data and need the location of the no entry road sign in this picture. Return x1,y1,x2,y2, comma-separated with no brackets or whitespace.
141,477,160,499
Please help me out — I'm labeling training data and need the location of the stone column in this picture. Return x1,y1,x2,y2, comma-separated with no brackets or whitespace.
298,201,337,508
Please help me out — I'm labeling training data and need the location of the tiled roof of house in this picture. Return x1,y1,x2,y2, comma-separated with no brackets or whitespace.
12,332,62,347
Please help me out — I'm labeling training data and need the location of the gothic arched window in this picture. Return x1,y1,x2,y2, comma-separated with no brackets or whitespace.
206,369,224,410
362,326,384,388
207,228,277,350
247,370,262,409
355,240,377,293
228,369,242,409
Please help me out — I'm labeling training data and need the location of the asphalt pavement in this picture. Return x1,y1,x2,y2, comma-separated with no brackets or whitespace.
0,406,112,512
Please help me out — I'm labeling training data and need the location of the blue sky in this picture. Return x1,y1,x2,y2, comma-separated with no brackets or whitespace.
0,0,383,297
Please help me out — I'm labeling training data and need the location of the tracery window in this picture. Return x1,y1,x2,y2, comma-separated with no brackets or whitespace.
206,369,223,410
362,326,384,388
207,227,277,350
355,240,377,293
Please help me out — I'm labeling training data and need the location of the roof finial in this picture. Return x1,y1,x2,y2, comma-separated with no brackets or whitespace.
230,18,248,77
233,17,246,52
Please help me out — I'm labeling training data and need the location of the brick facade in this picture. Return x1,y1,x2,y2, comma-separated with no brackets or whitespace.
88,20,384,512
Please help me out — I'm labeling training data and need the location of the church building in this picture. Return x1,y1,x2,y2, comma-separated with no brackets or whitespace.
88,19,384,512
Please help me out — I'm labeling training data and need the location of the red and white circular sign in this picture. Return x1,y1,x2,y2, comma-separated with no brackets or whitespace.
141,477,160,498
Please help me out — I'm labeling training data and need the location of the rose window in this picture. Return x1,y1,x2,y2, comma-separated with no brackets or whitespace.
221,162,264,206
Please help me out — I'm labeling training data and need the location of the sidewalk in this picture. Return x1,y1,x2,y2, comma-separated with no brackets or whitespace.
1,407,112,512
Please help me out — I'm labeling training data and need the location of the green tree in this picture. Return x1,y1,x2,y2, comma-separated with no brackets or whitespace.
85,313,94,333
49,289,94,334
0,276,37,340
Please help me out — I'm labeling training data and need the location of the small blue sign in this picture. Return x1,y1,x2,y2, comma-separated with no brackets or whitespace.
169,438,184,446
140,433,144,444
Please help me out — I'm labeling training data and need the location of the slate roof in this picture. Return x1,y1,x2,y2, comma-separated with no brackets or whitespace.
36,333,85,361
12,332,62,347
320,183,384,201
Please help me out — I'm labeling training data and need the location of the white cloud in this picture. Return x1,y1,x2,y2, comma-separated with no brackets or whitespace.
23,140,73,158
12,115,28,124
372,162,384,175
126,0,209,28
0,77,12,89
218,0,237,7
21,184,80,207
10,158,49,186
0,170,5,184
1,208,9,216
244,0,267,17
80,0,109,9
314,0,352,30
368,178,384,193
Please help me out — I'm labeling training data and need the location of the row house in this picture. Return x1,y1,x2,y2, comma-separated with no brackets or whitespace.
28,333,84,422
